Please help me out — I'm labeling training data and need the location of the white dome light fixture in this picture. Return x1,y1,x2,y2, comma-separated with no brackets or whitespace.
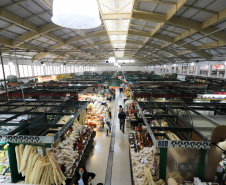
51,0,101,29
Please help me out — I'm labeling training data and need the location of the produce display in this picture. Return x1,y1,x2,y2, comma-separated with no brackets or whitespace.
0,176,10,183
129,128,152,153
79,110,87,125
131,146,160,185
0,147,9,174
86,100,109,127
0,146,10,183
53,121,95,178
15,144,66,185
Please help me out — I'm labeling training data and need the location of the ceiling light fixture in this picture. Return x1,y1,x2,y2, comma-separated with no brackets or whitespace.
8,62,13,66
191,62,195,66
51,0,101,29
109,57,116,63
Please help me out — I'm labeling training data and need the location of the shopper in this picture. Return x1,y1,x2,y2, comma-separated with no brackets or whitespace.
120,83,123,93
107,93,112,101
105,111,112,136
112,89,116,100
73,166,95,185
118,109,126,133
118,105,123,112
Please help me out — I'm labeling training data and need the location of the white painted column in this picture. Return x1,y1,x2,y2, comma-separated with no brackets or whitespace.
224,62,226,78
208,62,211,77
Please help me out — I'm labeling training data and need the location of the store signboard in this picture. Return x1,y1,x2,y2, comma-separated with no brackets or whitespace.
78,93,97,101
157,140,210,149
0,135,54,144
212,65,225,70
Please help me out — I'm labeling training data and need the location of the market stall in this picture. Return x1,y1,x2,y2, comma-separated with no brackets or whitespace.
130,101,211,184
0,99,95,184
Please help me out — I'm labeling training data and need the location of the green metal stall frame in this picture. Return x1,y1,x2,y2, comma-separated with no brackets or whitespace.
159,148,168,180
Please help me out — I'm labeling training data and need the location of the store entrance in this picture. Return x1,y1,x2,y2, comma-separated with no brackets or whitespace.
215,159,226,185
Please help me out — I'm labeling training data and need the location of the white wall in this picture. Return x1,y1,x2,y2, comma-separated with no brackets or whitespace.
149,61,226,79
89,66,148,72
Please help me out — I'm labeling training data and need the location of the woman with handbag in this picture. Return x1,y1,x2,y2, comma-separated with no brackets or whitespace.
104,111,112,136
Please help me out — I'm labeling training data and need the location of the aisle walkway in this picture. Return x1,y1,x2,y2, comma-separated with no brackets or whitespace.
86,90,132,185
111,90,132,185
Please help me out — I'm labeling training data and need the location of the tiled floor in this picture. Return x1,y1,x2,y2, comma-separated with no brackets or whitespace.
86,90,132,185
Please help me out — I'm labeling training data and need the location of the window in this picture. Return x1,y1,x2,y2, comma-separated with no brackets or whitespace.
67,66,70,73
71,66,74,73
4,65,10,77
28,65,32,77
19,65,24,77
45,66,49,75
34,66,38,76
40,66,44,75
49,66,53,75
0,67,3,79
9,64,17,76
23,65,29,77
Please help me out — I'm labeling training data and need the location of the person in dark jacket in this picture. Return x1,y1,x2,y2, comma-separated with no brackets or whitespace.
118,109,126,133
73,166,95,185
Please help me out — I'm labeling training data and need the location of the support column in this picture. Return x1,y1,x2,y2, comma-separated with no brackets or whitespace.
8,143,22,183
224,63,226,79
208,62,211,77
159,148,168,180
197,149,207,180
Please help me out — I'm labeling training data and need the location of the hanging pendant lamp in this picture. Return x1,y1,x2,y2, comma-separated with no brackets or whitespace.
51,0,101,29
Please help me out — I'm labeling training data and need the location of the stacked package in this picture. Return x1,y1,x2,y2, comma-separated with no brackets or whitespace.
15,145,66,185
131,147,162,185
54,122,84,177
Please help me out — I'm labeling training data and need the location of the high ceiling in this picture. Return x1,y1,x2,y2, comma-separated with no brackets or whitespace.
0,0,226,65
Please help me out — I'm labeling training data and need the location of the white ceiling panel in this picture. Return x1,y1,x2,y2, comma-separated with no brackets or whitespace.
137,2,157,12
154,4,174,14
206,0,226,12
180,8,199,19
21,1,44,13
143,27,152,32
28,17,46,26
0,0,11,6
191,11,213,22
7,5,32,18
0,19,11,28
7,25,28,34
0,30,19,39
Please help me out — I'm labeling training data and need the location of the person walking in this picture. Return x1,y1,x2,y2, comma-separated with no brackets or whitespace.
73,166,95,185
118,105,123,112
112,89,116,100
120,83,123,93
104,111,112,136
118,109,126,133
